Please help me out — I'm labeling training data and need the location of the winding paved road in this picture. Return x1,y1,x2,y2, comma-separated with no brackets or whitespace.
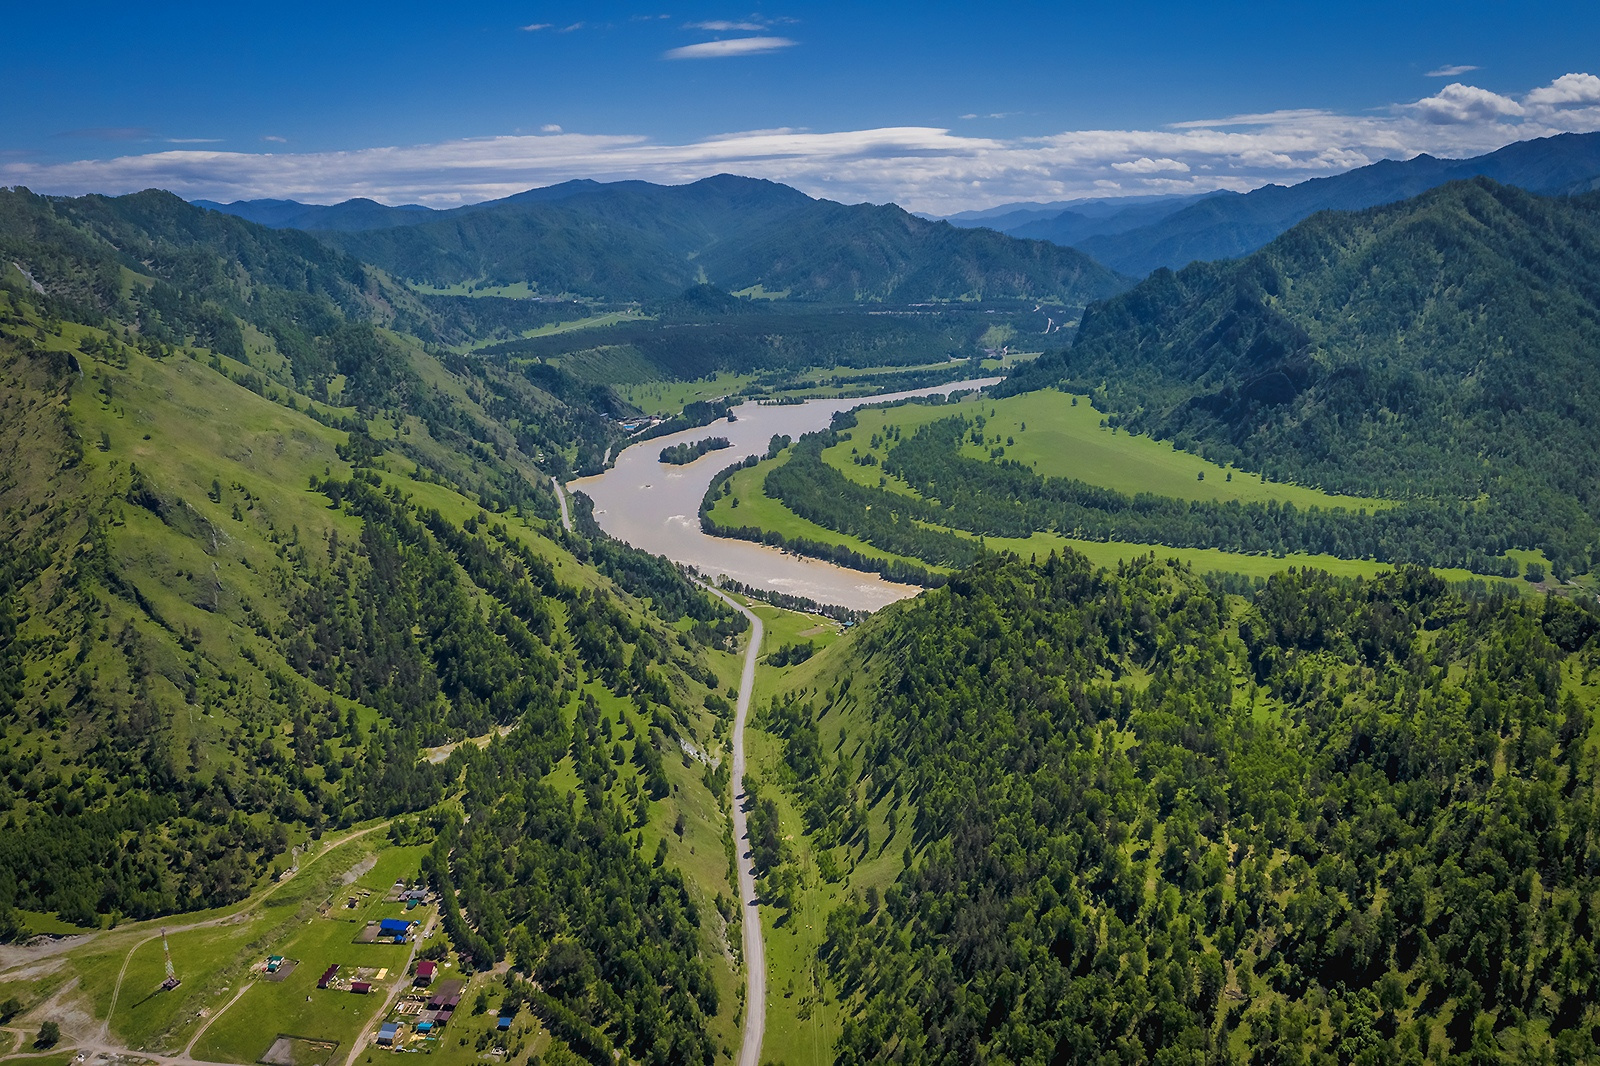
552,476,572,531
700,584,766,1066
557,478,767,1064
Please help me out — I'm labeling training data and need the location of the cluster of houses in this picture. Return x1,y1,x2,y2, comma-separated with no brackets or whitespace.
375,972,463,1048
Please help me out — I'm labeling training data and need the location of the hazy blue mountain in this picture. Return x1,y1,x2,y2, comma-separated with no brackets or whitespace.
315,174,1130,304
938,192,1200,224
193,196,434,231
1072,130,1600,275
1008,192,1229,245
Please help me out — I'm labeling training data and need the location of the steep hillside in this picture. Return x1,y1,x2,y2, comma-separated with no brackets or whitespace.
0,192,754,1060
755,552,1600,1063
1003,179,1600,578
314,175,1129,305
1072,131,1600,275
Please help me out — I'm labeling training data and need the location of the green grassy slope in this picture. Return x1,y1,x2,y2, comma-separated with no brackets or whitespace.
0,194,760,1063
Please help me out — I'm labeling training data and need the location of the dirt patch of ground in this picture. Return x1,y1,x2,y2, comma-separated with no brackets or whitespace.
338,855,377,887
259,1034,341,1066
0,935,93,972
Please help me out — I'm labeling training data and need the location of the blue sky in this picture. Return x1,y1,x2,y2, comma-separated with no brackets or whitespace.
6,2,1600,212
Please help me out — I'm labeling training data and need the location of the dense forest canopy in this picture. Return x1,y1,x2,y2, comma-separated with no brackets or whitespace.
777,553,1600,1064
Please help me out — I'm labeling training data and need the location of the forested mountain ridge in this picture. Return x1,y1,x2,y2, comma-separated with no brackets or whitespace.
0,190,752,1059
1065,130,1600,275
763,552,1600,1063
1002,179,1600,578
304,174,1130,305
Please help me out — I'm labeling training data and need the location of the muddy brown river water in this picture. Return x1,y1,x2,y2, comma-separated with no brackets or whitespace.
569,379,998,611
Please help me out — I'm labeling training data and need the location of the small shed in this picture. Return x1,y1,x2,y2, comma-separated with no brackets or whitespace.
377,1023,398,1046
416,1021,433,1035
317,964,339,989
350,981,372,995
497,1016,512,1032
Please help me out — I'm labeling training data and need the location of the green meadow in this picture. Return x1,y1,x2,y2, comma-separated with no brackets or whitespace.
831,389,1394,510
702,390,1526,588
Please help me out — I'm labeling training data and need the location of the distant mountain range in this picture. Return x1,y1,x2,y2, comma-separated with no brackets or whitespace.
196,175,1129,306
938,131,1600,276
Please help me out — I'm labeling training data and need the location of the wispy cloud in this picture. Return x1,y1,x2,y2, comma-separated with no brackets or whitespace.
261,135,288,144
166,138,222,144
664,36,796,59
685,20,766,31
1427,64,1480,78
10,73,1600,214
540,124,564,133
519,22,551,31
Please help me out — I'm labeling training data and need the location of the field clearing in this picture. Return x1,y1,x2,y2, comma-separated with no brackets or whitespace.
620,372,757,415
706,456,1508,589
834,390,1394,510
519,309,648,337
707,462,918,571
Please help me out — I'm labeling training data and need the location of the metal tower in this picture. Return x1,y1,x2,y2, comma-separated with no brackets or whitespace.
160,928,181,990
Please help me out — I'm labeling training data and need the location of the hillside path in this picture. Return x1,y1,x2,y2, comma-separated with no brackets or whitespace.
699,583,765,1066
184,981,252,1056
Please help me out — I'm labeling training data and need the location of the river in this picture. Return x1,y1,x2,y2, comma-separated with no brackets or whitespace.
569,379,999,612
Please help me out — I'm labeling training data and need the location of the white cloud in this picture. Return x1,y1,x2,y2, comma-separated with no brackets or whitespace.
165,138,223,144
541,124,563,133
519,22,551,31
1111,157,1191,174
261,135,287,143
685,20,766,31
1413,82,1525,124
10,72,1600,215
1170,109,1337,129
664,36,796,59
1526,72,1600,109
1426,64,1479,77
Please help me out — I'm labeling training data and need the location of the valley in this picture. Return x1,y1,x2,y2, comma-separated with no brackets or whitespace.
1,135,1599,1066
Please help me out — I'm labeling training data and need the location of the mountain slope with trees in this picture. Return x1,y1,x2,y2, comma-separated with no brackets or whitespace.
763,552,1600,1064
0,188,750,1060
307,175,1129,305
1003,179,1600,578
